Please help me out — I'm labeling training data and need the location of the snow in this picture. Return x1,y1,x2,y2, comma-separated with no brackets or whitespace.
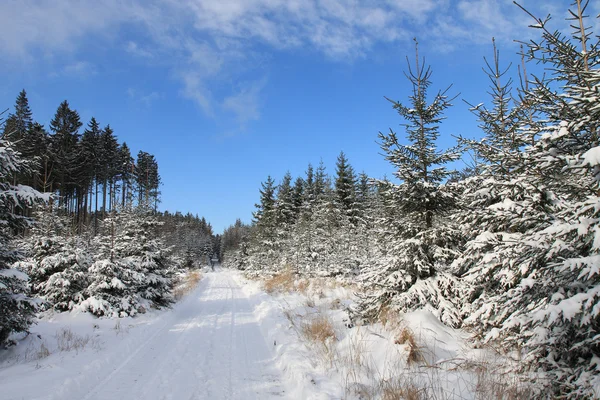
1,268,528,399
0,268,28,281
0,269,286,400
235,273,526,399
583,146,600,167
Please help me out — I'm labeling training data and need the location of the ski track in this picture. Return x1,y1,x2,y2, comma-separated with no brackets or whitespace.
57,269,286,400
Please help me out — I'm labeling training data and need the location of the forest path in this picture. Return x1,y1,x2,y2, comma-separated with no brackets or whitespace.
58,269,286,400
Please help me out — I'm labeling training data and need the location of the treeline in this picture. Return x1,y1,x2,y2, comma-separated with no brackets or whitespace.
0,94,217,347
160,211,217,268
223,3,600,398
3,92,160,229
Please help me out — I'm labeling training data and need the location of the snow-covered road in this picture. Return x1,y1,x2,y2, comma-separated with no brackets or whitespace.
77,269,285,400
1,269,287,400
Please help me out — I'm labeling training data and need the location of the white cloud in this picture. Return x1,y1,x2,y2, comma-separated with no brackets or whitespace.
0,0,145,59
222,79,266,126
125,41,154,58
0,0,581,130
63,61,97,77
127,88,162,107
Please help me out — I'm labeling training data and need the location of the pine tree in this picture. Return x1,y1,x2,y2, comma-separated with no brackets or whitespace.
119,143,134,208
99,125,119,217
274,172,294,227
49,100,82,208
17,211,91,312
3,90,41,189
292,177,304,220
248,176,278,271
3,90,33,146
80,118,101,231
85,206,174,317
334,151,357,222
356,40,465,327
135,151,161,209
458,3,600,396
0,114,46,345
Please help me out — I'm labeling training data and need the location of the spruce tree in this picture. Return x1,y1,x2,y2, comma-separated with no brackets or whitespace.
458,3,600,396
356,40,465,327
17,211,91,312
0,116,46,345
3,90,33,146
49,100,82,207
334,151,357,222
274,172,294,227
135,151,161,209
119,143,134,207
99,125,119,216
248,176,278,271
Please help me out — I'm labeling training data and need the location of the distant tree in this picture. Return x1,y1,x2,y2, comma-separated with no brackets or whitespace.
3,90,33,146
135,151,160,209
118,143,134,208
274,172,294,227
49,100,82,208
334,151,357,222
99,125,119,216
253,176,276,228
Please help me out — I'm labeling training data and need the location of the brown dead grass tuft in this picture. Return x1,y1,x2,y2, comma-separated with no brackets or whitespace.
296,278,309,294
378,304,402,328
395,328,422,365
263,269,295,293
381,379,423,400
302,315,336,344
36,342,50,359
471,360,536,400
174,270,202,300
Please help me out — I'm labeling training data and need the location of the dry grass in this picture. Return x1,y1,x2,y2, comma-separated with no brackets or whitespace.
466,359,536,400
381,378,425,400
36,342,50,359
300,312,338,366
263,269,296,293
378,305,403,328
173,270,202,300
296,278,309,294
55,328,99,353
395,328,422,365
302,315,336,344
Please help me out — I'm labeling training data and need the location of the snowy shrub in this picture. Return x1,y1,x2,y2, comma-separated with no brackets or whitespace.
19,237,91,312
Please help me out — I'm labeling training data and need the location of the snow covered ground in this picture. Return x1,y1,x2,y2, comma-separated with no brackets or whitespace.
1,269,286,400
0,268,529,399
241,272,533,399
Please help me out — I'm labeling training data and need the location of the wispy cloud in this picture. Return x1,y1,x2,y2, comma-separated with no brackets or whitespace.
222,79,266,127
0,0,143,59
64,61,97,77
0,0,573,131
127,88,162,107
125,41,154,58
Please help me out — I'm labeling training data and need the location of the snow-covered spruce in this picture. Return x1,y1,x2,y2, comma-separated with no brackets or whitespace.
0,138,47,345
82,207,175,317
455,7,600,396
354,41,466,328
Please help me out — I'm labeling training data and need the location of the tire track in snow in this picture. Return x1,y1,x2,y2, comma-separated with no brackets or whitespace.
57,270,284,400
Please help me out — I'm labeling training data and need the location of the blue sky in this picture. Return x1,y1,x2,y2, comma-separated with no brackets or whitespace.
0,0,592,232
